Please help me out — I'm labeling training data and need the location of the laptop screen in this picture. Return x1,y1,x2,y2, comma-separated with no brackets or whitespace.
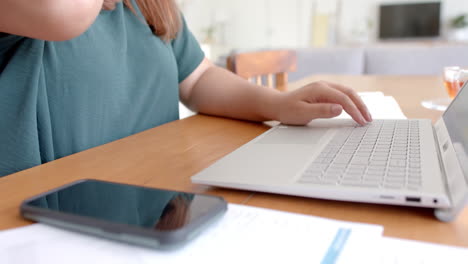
442,82,468,179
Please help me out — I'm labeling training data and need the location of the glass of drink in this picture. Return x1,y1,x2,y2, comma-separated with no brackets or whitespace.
421,66,468,111
443,66,468,99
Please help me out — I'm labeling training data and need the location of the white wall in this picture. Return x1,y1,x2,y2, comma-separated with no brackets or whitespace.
180,0,468,55
338,0,468,43
180,0,313,49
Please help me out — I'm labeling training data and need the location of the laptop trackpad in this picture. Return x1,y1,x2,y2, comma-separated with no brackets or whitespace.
255,126,329,145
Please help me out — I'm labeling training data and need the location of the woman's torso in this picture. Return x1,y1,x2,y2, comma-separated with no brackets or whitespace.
0,3,203,176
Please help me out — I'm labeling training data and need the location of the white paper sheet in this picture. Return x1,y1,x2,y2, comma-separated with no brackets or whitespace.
335,92,407,120
0,204,383,264
378,237,468,264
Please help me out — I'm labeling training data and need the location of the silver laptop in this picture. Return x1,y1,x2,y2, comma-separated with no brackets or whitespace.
192,83,468,221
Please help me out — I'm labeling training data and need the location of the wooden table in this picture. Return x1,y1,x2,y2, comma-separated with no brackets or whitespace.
1,75,467,247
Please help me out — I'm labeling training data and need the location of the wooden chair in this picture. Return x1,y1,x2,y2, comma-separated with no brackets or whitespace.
226,50,297,91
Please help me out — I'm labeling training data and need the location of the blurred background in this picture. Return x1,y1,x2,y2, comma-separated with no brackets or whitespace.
178,0,468,62
177,0,468,117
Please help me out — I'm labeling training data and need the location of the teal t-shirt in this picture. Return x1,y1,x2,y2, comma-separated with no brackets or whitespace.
0,3,204,177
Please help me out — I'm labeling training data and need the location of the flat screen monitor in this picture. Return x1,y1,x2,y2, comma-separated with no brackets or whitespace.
379,2,441,39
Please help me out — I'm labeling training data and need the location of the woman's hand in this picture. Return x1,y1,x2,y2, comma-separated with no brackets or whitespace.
0,0,105,41
271,81,372,126
181,60,372,125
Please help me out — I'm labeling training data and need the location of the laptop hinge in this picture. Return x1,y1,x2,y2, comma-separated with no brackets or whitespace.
431,122,451,202
433,119,468,221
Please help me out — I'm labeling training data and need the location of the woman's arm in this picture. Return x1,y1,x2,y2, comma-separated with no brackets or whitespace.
180,58,372,126
0,0,104,41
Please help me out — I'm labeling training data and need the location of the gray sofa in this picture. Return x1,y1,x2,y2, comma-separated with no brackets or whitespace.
289,44,468,82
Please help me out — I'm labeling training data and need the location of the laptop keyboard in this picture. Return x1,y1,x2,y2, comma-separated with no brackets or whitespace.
298,120,422,190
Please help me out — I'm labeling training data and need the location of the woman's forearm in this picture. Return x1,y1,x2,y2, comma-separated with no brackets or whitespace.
184,65,281,122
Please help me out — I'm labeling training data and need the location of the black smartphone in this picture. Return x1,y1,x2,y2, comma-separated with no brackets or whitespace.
20,179,227,249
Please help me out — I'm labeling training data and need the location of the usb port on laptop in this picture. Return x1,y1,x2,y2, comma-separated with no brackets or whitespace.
405,196,421,203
